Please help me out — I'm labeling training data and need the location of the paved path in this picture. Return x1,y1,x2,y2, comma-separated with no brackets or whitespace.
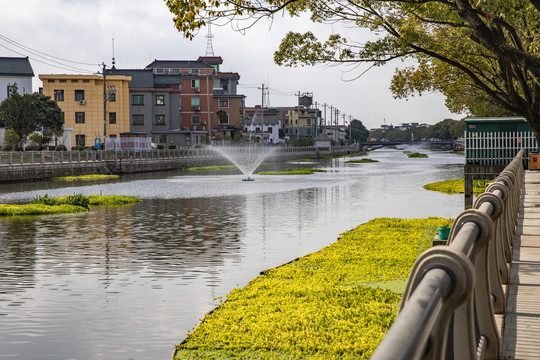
503,170,540,359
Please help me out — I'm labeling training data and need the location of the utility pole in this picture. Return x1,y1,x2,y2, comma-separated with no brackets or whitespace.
102,62,107,143
258,84,266,144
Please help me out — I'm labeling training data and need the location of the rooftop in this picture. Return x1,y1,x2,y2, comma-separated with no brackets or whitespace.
0,56,34,77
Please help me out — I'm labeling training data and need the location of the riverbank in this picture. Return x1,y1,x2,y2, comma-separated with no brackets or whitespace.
172,217,450,359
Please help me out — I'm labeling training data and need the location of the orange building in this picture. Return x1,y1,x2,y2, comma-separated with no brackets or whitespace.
39,74,131,149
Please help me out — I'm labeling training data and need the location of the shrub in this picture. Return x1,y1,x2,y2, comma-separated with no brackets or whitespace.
72,145,85,151
157,144,165,149
55,144,67,151
64,193,90,209
2,129,20,151
168,144,177,149
32,194,59,206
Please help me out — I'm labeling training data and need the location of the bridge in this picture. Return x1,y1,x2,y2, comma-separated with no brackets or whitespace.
360,140,461,151
373,149,540,359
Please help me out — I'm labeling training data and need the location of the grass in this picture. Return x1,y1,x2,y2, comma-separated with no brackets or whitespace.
0,194,142,217
288,159,315,162
423,179,490,194
51,174,119,181
257,168,325,175
407,152,428,158
0,203,88,216
173,217,449,360
185,165,239,171
345,159,379,164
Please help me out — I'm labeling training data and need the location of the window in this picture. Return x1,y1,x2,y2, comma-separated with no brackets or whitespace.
54,90,64,101
191,115,201,124
218,112,229,124
307,119,311,125
159,135,167,143
75,112,85,124
109,91,116,102
173,69,181,75
191,79,200,88
7,84,17,97
75,90,85,101
218,98,229,108
47,79,55,83
75,134,85,147
109,112,116,124
156,115,165,125
59,79,67,83
191,97,200,106
132,114,144,125
190,69,199,74
156,68,164,74
71,79,78,83
222,79,228,91
268,127,273,133
155,95,165,105
132,94,144,105
83,79,90,83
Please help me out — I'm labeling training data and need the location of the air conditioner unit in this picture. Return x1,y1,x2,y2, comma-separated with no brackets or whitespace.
79,100,86,105
184,127,189,130
195,88,200,93
195,106,200,111
202,121,207,125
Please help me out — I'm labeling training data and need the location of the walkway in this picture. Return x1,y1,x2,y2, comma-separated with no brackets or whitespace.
503,170,540,358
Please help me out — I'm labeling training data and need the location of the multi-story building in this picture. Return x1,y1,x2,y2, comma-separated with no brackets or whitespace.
244,107,282,144
39,74,131,149
110,56,245,147
0,56,33,101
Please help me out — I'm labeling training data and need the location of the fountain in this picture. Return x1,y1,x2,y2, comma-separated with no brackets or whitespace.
212,145,275,181
212,110,275,181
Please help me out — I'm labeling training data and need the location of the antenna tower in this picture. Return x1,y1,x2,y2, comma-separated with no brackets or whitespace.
205,22,215,56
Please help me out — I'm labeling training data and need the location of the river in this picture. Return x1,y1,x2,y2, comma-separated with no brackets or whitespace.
0,144,465,359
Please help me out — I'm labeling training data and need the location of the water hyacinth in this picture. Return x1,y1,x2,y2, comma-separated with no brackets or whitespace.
173,217,450,359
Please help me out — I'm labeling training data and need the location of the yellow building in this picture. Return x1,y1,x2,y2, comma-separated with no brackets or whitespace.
39,74,131,149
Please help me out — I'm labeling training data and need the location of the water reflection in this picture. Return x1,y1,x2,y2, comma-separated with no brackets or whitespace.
0,146,467,359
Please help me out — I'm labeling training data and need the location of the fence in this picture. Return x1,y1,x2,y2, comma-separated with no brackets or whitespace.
104,137,152,151
372,149,524,360
466,131,537,165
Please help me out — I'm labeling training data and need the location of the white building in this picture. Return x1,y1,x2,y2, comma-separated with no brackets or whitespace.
0,57,33,101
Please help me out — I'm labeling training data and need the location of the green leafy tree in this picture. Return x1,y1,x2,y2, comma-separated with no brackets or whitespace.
165,0,540,143
0,85,38,142
346,119,370,142
31,93,64,145
27,132,43,151
2,129,20,151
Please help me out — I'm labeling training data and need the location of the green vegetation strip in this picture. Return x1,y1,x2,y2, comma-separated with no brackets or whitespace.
288,159,315,162
423,179,489,194
186,165,241,171
173,217,449,359
258,168,325,175
51,174,119,181
407,152,428,158
0,195,142,216
345,159,379,164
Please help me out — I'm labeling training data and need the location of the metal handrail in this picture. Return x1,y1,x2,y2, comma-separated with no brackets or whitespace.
372,149,524,360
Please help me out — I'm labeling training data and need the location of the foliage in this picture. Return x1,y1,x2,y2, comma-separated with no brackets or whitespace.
157,144,165,149
407,152,428,158
0,85,38,141
0,203,87,216
186,164,239,171
345,159,379,163
370,119,465,141
32,194,59,206
173,217,451,359
2,129,20,151
423,179,490,194
164,0,540,143
297,137,314,147
257,168,325,175
27,132,43,151
51,174,120,182
346,119,370,143
55,145,67,151
87,195,142,206
72,145,85,151
169,144,178,149
288,158,315,162
64,194,90,209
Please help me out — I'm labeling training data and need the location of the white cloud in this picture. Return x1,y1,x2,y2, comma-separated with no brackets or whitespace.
0,0,463,129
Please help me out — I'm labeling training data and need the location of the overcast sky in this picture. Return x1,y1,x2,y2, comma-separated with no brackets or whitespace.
1,0,464,129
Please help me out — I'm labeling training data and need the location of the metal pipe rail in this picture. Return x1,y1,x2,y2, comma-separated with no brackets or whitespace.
372,149,525,360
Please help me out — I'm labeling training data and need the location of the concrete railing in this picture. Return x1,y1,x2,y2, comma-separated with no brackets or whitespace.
0,145,359,166
372,149,524,360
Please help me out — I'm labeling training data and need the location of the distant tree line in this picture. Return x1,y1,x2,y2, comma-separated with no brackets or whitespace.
369,119,466,142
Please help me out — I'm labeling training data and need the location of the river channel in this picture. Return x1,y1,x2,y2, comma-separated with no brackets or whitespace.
0,145,466,359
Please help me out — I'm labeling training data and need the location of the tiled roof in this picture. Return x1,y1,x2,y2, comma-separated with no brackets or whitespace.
0,56,34,76
107,69,154,88
197,56,223,64
146,60,213,69
216,72,240,79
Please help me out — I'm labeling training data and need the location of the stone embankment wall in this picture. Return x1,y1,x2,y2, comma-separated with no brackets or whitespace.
0,145,359,182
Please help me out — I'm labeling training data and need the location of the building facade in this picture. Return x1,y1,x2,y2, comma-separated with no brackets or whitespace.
39,74,131,149
0,56,33,102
